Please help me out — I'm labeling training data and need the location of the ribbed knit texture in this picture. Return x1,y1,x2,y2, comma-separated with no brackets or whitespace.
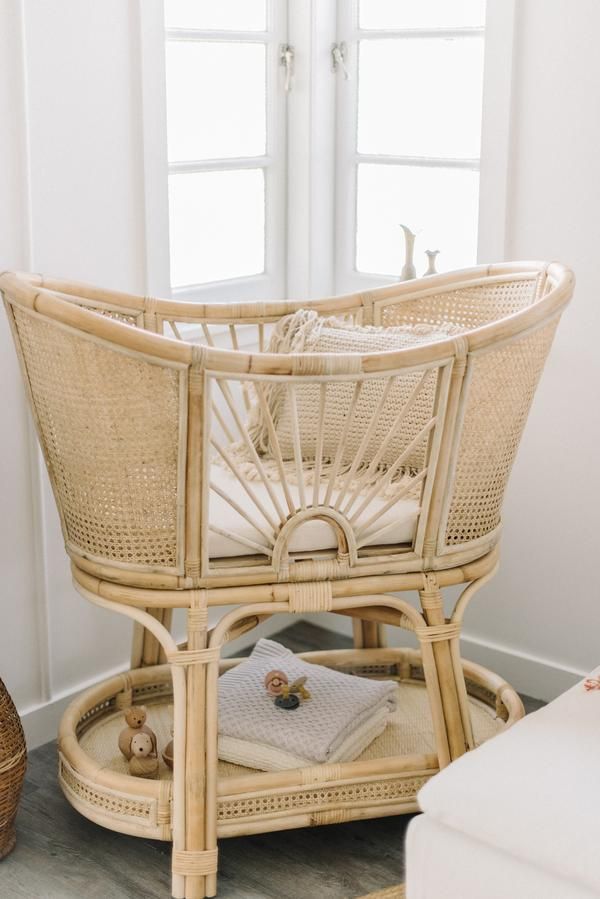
217,639,397,768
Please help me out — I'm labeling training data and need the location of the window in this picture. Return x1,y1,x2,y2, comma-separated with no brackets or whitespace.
335,0,487,292
161,0,287,301
141,2,511,301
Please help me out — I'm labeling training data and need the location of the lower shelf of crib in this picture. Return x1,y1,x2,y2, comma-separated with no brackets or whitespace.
57,647,519,840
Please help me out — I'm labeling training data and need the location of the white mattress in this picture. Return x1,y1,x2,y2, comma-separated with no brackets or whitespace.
208,463,419,558
406,816,598,899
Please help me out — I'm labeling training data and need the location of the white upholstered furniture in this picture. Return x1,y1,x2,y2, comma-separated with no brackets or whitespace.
406,668,600,899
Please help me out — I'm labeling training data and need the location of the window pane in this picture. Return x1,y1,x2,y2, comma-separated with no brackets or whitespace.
359,0,486,30
356,163,479,275
165,0,267,31
166,41,266,161
169,169,265,287
358,38,484,159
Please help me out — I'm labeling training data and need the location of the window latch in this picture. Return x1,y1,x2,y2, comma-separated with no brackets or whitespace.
332,42,350,80
279,44,295,93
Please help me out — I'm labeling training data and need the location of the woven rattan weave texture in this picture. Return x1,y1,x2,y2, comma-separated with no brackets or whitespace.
0,679,27,859
0,263,573,898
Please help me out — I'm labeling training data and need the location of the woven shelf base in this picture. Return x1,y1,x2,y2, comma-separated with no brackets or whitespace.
58,649,512,842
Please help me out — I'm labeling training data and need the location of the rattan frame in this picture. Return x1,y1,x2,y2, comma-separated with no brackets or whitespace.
0,262,574,898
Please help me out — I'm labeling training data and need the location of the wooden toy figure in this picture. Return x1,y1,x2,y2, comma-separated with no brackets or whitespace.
128,732,159,779
118,706,157,761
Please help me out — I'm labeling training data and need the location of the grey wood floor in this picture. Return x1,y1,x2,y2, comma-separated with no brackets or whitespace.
1,622,544,899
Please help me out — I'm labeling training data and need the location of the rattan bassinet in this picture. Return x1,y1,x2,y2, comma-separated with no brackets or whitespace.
1,262,573,898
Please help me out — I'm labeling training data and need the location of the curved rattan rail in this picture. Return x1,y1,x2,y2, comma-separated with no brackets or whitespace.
0,262,574,899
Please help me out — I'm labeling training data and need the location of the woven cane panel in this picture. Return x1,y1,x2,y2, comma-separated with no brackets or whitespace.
83,307,140,327
12,308,182,569
217,774,429,821
445,320,558,545
379,280,538,332
59,757,154,821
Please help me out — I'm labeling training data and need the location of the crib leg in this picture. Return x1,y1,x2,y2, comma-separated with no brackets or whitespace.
131,608,173,668
419,574,473,763
171,600,219,899
352,619,387,649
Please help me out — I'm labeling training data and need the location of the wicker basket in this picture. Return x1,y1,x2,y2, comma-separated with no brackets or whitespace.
0,679,26,859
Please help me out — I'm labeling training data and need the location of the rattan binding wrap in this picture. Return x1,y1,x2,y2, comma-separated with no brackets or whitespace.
0,679,27,859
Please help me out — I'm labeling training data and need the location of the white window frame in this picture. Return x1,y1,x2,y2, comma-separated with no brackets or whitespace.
138,0,516,302
477,0,517,262
334,0,513,295
138,0,287,302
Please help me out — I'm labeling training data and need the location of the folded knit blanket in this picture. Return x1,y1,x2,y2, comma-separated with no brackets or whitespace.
218,639,397,770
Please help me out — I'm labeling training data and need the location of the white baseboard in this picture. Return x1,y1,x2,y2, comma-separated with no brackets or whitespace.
20,663,129,752
20,613,296,751
303,612,586,704
459,632,586,702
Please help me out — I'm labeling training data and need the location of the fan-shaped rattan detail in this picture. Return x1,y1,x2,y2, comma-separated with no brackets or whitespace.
0,263,573,898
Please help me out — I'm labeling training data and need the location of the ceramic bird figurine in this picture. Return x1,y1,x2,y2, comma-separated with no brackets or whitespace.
424,249,440,276
399,224,417,281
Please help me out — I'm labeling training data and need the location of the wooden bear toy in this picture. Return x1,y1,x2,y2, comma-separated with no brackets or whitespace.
118,706,157,761
128,732,159,779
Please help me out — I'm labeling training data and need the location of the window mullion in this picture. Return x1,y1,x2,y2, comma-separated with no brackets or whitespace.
166,28,273,43
352,26,485,41
334,0,360,294
354,154,480,171
168,157,272,175
286,0,338,299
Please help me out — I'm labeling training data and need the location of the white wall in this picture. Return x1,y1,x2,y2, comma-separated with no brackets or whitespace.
316,0,600,702
462,0,600,696
0,0,42,715
0,0,148,745
2,0,599,751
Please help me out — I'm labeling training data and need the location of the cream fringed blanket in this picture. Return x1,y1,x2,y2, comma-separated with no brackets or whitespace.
224,309,463,499
218,639,397,771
